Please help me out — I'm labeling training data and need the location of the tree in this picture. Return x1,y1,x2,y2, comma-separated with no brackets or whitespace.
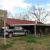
29,6,49,23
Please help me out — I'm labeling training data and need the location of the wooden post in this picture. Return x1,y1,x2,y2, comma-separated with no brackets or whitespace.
34,20,37,36
4,17,6,45
4,11,7,45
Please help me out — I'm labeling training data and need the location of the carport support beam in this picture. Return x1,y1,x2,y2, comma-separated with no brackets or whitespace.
34,25,36,36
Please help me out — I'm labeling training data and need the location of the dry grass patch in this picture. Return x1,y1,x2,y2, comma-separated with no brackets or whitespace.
0,35,50,50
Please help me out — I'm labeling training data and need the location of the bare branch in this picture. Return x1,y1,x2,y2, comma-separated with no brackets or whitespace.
29,6,49,23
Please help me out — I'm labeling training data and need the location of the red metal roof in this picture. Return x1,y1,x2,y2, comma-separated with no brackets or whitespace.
6,18,35,25
6,18,43,26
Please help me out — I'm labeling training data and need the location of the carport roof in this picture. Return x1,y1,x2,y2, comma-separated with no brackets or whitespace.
6,18,43,26
6,18,35,25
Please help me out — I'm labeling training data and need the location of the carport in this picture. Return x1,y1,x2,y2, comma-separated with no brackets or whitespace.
6,18,50,35
6,18,45,35
0,18,50,35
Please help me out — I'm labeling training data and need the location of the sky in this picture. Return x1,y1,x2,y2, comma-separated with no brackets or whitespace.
0,0,50,23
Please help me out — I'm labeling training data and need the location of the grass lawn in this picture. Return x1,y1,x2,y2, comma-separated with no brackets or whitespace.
0,34,50,50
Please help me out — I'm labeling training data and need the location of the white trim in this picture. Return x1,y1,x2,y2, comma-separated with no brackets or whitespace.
10,24,50,26
10,24,35,26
